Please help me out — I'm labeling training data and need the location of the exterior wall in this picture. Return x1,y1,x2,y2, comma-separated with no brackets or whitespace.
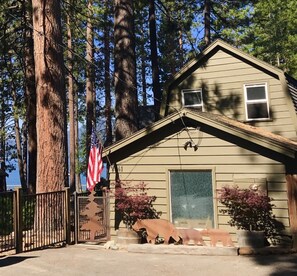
166,49,297,139
108,128,289,239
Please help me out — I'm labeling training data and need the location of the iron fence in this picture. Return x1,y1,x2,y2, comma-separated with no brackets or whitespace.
0,188,70,254
21,190,69,252
0,189,110,254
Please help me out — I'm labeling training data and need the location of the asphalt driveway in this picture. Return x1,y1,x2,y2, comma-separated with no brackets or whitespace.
1,244,297,276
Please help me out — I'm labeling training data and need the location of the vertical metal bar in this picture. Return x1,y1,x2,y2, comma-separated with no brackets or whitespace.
64,188,71,244
47,192,49,247
38,193,41,249
74,191,78,244
49,192,51,246
106,194,110,240
15,188,23,253
57,192,59,243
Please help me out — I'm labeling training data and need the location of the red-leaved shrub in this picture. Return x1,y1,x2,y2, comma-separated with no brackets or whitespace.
114,181,161,229
219,186,284,243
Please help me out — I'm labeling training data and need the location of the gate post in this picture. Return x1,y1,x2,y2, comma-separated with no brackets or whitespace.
64,187,71,245
73,191,78,244
14,188,23,253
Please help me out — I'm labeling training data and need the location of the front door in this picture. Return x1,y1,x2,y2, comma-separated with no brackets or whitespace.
170,170,214,229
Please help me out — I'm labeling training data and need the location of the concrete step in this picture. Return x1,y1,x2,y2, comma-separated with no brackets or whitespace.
127,244,238,256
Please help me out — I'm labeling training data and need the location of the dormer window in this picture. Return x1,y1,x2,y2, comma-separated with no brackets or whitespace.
244,83,269,121
182,89,203,111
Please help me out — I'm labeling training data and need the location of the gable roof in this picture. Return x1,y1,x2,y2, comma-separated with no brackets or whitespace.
103,108,297,164
286,73,297,112
160,39,297,120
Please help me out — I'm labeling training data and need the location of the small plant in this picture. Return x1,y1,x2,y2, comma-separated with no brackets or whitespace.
219,185,285,244
114,181,161,229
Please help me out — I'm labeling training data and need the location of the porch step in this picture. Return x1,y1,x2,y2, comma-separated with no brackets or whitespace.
127,244,238,256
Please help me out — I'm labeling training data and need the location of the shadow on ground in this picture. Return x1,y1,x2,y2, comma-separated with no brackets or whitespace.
251,254,297,275
0,256,37,267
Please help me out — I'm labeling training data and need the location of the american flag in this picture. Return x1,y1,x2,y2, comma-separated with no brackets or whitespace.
87,127,103,192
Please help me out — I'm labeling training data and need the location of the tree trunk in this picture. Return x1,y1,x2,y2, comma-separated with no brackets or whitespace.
75,93,82,192
5,50,27,191
13,117,26,190
149,0,161,119
103,0,113,147
0,96,7,192
23,0,37,193
178,29,184,66
204,0,211,47
12,89,26,190
86,0,95,157
139,16,147,107
32,0,68,192
141,44,147,107
114,0,138,141
286,175,297,249
67,3,76,193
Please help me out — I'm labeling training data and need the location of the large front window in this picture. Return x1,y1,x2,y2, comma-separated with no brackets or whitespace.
170,170,214,229
244,83,269,120
182,89,203,110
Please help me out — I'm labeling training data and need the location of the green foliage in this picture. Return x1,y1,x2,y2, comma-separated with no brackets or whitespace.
219,186,285,244
248,0,297,78
0,193,36,235
22,197,36,231
207,0,254,47
0,193,13,235
1,0,297,187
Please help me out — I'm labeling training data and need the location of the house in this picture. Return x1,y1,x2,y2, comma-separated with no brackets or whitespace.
103,39,297,244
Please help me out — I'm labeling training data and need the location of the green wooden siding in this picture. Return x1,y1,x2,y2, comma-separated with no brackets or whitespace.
166,49,297,139
108,128,289,238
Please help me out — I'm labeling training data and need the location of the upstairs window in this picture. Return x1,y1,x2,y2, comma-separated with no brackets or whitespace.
182,89,203,110
244,83,269,120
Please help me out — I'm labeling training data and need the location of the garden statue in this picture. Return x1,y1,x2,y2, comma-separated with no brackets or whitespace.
132,219,181,244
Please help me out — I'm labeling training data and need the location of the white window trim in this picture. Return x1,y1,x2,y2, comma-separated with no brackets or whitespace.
182,89,203,110
244,83,270,121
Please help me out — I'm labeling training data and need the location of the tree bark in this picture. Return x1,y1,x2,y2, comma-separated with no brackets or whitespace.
75,93,82,192
103,0,113,147
204,0,211,47
114,0,138,141
12,87,26,191
5,47,27,191
86,0,95,157
141,44,147,107
67,3,76,193
32,0,68,192
149,0,161,118
23,0,37,193
0,95,7,192
286,175,297,249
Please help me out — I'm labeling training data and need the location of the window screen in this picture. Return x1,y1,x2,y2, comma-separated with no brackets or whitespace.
182,89,203,109
244,84,269,120
170,170,214,229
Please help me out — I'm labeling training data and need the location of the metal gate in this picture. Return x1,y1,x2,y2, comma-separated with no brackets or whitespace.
0,189,69,254
0,189,110,254
75,192,110,243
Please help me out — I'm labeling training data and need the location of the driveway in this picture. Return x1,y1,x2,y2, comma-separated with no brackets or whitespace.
1,244,297,276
